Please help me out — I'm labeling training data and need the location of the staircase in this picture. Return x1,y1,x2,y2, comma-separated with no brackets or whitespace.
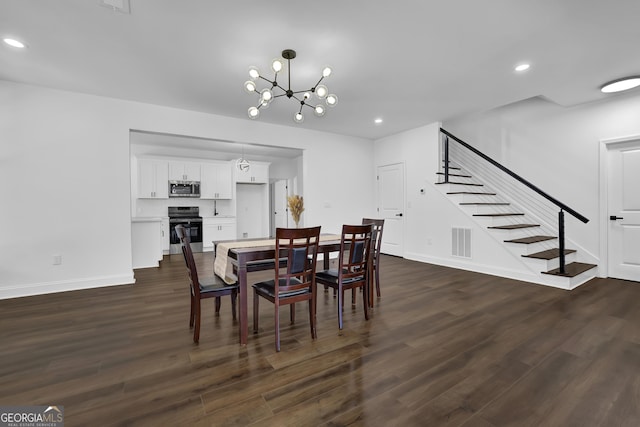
435,164,597,289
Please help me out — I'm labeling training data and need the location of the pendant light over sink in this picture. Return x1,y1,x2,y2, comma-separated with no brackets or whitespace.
244,49,338,123
236,144,250,172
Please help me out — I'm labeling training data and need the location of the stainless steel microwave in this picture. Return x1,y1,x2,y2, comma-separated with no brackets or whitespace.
168,181,200,198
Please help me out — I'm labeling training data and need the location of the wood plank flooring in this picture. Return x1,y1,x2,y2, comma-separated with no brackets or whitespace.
1,254,639,426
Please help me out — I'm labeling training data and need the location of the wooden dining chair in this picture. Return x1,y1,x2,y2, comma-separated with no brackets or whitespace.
362,218,384,306
252,226,321,352
175,224,238,344
316,224,374,330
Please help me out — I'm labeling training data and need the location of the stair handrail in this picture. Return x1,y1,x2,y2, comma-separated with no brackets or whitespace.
440,128,589,224
440,128,589,275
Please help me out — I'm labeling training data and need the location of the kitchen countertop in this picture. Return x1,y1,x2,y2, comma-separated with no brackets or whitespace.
131,217,165,223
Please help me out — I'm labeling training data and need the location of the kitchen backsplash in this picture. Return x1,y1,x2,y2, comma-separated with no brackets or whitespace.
134,198,234,218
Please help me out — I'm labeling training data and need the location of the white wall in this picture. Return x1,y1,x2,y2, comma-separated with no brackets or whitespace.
269,157,301,183
0,80,374,299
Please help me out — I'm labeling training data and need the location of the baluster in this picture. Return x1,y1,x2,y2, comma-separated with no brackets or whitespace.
558,210,565,274
444,135,450,183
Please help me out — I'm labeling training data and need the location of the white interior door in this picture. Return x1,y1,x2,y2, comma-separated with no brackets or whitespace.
377,163,404,257
273,179,289,231
608,140,640,281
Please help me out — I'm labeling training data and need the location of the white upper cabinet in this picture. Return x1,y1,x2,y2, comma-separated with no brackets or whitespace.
138,158,168,199
235,161,270,184
201,162,232,199
169,161,201,182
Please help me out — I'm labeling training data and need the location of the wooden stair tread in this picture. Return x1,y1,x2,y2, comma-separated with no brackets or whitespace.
488,224,540,230
523,248,576,260
505,235,557,244
435,182,484,186
436,172,472,178
447,191,497,195
543,262,597,278
473,213,524,217
460,202,510,206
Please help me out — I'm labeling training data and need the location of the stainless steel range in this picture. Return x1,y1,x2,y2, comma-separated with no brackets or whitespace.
168,206,203,254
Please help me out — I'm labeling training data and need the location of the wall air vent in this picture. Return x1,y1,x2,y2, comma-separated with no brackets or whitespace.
99,0,131,14
452,227,472,258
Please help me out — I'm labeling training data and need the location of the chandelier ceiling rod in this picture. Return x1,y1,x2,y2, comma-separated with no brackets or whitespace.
244,49,338,123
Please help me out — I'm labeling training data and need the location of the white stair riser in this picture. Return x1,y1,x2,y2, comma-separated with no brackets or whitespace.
439,183,487,193
437,175,476,184
522,252,577,271
475,216,529,227
459,204,514,215
486,227,543,239
505,240,558,255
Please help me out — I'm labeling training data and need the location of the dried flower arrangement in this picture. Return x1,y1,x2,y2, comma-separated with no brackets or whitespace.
287,194,305,227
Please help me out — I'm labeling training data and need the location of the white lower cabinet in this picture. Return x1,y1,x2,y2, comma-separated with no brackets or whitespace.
161,218,170,254
203,218,237,251
131,218,163,268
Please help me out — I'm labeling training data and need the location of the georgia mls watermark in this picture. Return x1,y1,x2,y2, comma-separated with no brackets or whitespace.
0,406,63,427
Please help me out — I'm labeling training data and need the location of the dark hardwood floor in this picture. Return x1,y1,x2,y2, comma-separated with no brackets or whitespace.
1,253,639,426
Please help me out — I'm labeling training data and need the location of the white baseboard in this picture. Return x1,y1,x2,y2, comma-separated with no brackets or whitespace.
403,251,590,290
0,274,135,300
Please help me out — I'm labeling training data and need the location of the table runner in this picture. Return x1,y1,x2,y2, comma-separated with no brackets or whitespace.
213,234,341,284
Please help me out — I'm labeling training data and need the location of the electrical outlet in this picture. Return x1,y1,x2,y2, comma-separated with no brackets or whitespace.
53,255,62,265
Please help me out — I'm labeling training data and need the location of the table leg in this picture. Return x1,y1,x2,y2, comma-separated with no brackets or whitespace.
238,260,248,346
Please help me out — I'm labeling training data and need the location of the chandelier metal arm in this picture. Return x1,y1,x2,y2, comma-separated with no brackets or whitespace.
245,49,337,122
312,75,326,91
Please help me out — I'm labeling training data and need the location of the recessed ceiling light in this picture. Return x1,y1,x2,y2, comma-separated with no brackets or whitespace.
374,118,383,124
600,77,640,93
3,38,26,48
515,63,530,72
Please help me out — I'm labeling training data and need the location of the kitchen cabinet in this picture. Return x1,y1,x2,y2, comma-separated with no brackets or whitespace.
138,158,168,199
131,218,163,268
235,161,269,184
202,217,237,251
169,161,201,181
201,162,232,199
161,218,170,254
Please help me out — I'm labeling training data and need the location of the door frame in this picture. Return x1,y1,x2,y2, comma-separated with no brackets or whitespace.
599,133,640,278
270,179,289,236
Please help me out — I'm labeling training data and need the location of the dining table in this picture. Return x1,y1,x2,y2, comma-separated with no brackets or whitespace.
213,235,347,345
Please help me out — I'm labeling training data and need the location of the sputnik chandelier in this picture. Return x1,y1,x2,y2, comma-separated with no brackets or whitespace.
244,49,338,123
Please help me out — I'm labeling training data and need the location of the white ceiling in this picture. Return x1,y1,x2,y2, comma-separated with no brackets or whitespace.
2,0,640,143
